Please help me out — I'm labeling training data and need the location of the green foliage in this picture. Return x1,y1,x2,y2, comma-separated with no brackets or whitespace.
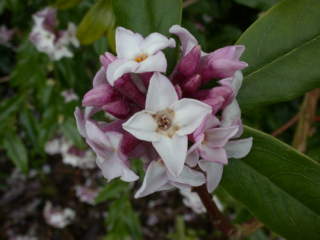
234,0,279,11
237,0,320,110
113,0,182,36
77,0,115,45
3,133,29,174
221,126,320,239
53,0,82,9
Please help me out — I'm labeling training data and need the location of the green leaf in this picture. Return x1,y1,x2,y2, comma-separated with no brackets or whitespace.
113,0,182,36
221,126,320,239
77,0,115,45
3,133,29,174
237,0,320,110
95,180,128,204
53,0,82,9
234,0,279,11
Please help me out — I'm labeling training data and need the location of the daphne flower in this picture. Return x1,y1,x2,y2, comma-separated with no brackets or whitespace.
123,72,211,176
135,160,205,198
43,202,75,229
106,27,176,85
74,108,138,182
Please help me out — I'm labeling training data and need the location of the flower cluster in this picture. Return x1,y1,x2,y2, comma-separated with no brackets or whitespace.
75,25,252,198
29,7,79,60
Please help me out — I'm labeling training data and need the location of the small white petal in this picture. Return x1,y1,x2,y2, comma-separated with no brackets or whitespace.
122,111,160,142
141,32,176,55
116,27,143,59
85,120,113,150
152,135,188,177
169,25,198,55
222,100,241,127
134,161,169,198
204,126,239,148
199,160,223,193
136,51,167,74
199,145,228,164
225,137,253,159
172,99,212,136
106,59,139,86
168,166,205,187
185,150,199,167
146,72,178,112
93,68,107,87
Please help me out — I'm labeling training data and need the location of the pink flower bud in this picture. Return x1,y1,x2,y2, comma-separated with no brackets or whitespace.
114,74,146,107
100,52,116,69
182,74,202,93
82,84,117,107
102,100,130,119
178,45,201,77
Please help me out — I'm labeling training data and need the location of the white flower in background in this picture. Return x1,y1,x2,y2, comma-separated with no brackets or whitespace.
43,201,75,229
45,137,96,169
123,72,212,176
61,89,79,103
0,25,14,45
106,27,176,85
180,188,206,214
29,7,79,61
75,185,99,205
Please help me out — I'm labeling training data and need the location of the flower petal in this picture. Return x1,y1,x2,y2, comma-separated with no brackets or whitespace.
136,51,167,74
141,32,176,55
145,72,178,112
134,161,169,198
169,25,198,55
122,111,160,142
152,135,188,177
185,150,199,168
172,99,212,136
199,145,228,164
96,154,138,182
106,59,139,86
204,126,239,148
93,67,107,87
199,160,223,193
225,137,253,159
116,27,143,59
168,166,205,187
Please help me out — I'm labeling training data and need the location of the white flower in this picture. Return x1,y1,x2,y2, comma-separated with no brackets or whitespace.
123,73,212,176
135,160,205,198
106,27,176,85
43,202,75,229
180,188,206,214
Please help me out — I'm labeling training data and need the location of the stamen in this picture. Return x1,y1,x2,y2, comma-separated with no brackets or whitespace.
156,114,172,130
134,53,148,63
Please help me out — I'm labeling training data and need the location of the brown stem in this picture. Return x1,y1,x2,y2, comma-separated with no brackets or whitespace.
292,89,320,152
271,114,299,137
183,0,199,8
193,185,236,238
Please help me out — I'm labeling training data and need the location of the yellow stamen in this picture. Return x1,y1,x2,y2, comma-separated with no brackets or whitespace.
134,53,148,63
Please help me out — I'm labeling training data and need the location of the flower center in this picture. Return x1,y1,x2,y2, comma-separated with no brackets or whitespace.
134,53,148,63
156,114,172,131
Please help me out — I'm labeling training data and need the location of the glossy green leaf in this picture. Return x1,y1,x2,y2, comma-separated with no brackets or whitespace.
113,0,182,36
221,126,320,239
237,0,320,110
53,0,82,9
3,133,29,174
77,0,115,45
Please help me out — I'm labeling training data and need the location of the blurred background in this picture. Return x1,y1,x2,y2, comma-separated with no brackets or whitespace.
0,0,319,239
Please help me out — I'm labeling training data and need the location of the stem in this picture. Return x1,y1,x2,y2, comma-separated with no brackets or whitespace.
271,114,299,137
292,89,320,152
193,185,236,238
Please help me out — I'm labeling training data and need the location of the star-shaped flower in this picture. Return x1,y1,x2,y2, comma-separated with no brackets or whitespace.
122,72,212,176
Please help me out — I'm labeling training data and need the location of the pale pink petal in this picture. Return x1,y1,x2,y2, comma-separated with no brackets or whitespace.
140,32,176,55
169,25,198,55
85,121,114,151
185,150,199,167
136,51,167,74
199,160,223,193
122,111,160,142
199,145,228,164
116,27,143,59
204,126,239,148
167,166,205,187
106,59,139,86
93,68,107,87
172,99,212,136
134,161,169,198
225,137,253,159
152,135,188,177
145,72,178,112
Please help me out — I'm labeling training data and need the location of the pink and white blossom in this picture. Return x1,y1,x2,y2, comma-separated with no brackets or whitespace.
123,72,212,176
106,27,176,85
